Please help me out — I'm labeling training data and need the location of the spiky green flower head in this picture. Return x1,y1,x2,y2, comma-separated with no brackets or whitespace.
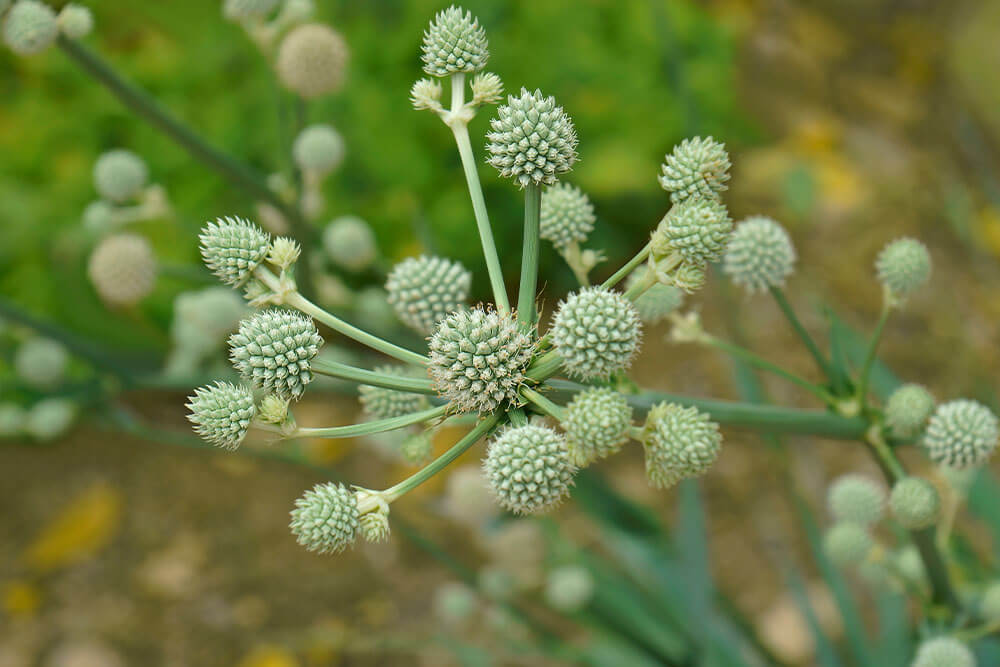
722,216,797,293
420,5,488,77
57,3,92,39
289,482,359,554
229,308,323,400
486,88,578,188
257,393,290,427
186,381,256,450
483,424,576,515
885,383,935,439
24,398,75,441
651,196,732,266
550,287,641,381
322,215,377,272
171,287,247,354
93,149,147,203
14,337,68,390
823,522,872,567
672,260,707,293
980,581,1000,621
562,387,632,467
470,71,503,106
889,477,941,529
223,0,280,21
0,403,26,438
428,307,535,414
3,0,57,55
924,399,999,468
293,124,345,175
358,365,430,420
827,474,886,526
875,237,931,303
911,637,976,667
626,268,684,323
385,255,471,335
641,402,722,489
276,23,348,99
540,182,596,249
87,232,157,307
658,136,730,204
410,77,443,111
544,565,594,612
399,431,433,466
359,506,390,543
199,216,271,287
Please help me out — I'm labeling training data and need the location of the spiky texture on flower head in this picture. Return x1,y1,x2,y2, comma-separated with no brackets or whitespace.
889,477,940,529
358,365,430,420
186,381,256,450
885,383,935,438
24,398,75,441
562,387,632,466
875,237,931,301
385,255,471,334
550,287,641,381
3,1,57,55
722,216,796,292
289,482,359,554
276,23,348,99
14,338,68,390
486,88,578,188
428,307,534,414
911,637,976,667
87,233,156,306
93,149,148,203
359,508,390,543
257,393,290,426
420,5,488,77
484,424,576,514
229,309,323,400
57,4,92,39
544,565,594,612
410,77,443,111
658,136,731,204
199,216,271,287
924,399,999,468
267,237,301,271
641,402,722,489
471,71,503,105
293,124,345,174
827,474,886,526
981,581,1000,621
626,269,684,323
539,182,595,249
322,216,377,272
672,261,707,293
223,0,280,20
652,196,733,265
823,522,872,567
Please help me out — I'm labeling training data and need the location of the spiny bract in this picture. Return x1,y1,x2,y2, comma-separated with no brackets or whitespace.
923,399,999,468
186,381,256,450
539,182,596,249
827,474,886,526
550,287,641,381
420,5,488,77
293,124,345,174
885,383,935,439
483,424,576,515
911,637,976,667
641,402,722,489
470,71,503,105
229,308,323,400
385,255,471,335
358,365,430,420
722,216,796,293
3,0,58,55
486,88,578,188
823,522,872,568
875,237,931,300
652,195,732,266
276,23,348,99
93,149,148,203
289,482,359,554
200,216,271,287
889,477,940,530
87,232,157,307
562,387,633,466
658,136,731,204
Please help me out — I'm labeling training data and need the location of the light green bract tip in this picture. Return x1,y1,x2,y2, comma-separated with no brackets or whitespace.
827,474,886,526
186,381,256,450
722,216,796,293
229,308,323,400
562,387,633,467
385,255,471,335
823,522,872,568
486,88,578,188
93,149,148,203
923,399,999,468
421,5,488,77
889,477,940,529
359,365,429,420
875,237,931,302
540,182,596,249
289,482,359,554
652,195,732,266
3,0,57,55
641,402,722,489
911,637,976,667
483,424,576,515
885,383,935,439
658,136,731,204
551,287,641,381
199,216,271,287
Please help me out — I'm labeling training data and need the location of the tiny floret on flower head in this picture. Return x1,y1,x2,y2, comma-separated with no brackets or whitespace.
641,402,722,489
186,381,256,450
885,383,935,438
385,255,471,334
562,387,633,466
410,77,443,111
200,216,271,287
428,307,535,414
658,136,731,204
484,424,576,515
889,477,940,529
293,124,345,175
420,5,488,77
229,308,323,400
3,0,58,55
551,287,641,381
671,261,708,294
470,71,503,106
827,474,886,525
14,337,68,390
267,236,301,271
289,482,359,554
57,4,93,39
486,88,578,188
322,216,377,272
823,522,872,567
626,269,684,323
87,233,157,307
93,149,148,203
923,399,999,468
875,237,931,302
223,0,280,20
358,365,430,420
652,196,733,266
276,23,348,99
911,637,976,667
540,182,596,249
722,216,796,293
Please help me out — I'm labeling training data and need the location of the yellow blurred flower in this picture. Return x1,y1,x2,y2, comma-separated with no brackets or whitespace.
24,481,122,573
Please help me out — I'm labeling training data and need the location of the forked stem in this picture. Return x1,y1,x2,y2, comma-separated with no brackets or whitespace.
290,405,447,440
517,183,542,325
769,286,833,381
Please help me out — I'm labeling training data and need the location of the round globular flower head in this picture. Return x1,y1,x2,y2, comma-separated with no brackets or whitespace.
911,637,976,667
539,182,595,249
889,477,941,529
652,196,732,266
823,522,872,568
82,200,115,235
14,338,68,390
826,474,886,526
292,124,345,175
483,424,576,515
722,216,796,293
399,431,433,466
875,237,931,302
980,581,1000,621
626,269,684,323
322,216,376,272
544,565,594,613
185,382,256,450
671,261,707,294
276,23,348,99
420,5,488,77
550,287,641,381
93,149,147,203
359,508,390,543
562,387,632,466
486,88,578,188
87,233,156,307
641,402,722,489
358,365,430,420
0,403,26,438
658,136,731,204
199,217,271,287
385,255,471,335
24,398,75,441
470,71,503,106
266,236,301,272
289,482,359,554
229,309,323,400
885,383,935,439
924,399,999,468
57,4,92,39
223,0,280,21
410,77,443,111
428,307,535,414
3,0,57,55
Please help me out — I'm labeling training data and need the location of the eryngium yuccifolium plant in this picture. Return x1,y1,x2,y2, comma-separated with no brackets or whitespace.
293,124,345,175
185,381,257,450
875,237,931,302
911,637,976,667
359,508,391,543
827,474,886,526
410,77,443,111
722,216,796,293
626,269,684,323
276,23,348,99
3,0,57,55
322,215,377,272
885,383,936,439
470,71,503,106
539,182,596,249
421,5,488,77
87,232,157,307
223,0,281,21
923,399,1000,468
889,477,941,529
57,4,93,39
93,149,148,203
385,255,471,334
483,424,576,515
658,136,731,204
562,387,632,466
228,308,323,400
551,287,641,380
359,365,430,420
823,521,873,567
652,195,733,266
486,88,578,188
428,307,535,414
199,216,271,287
289,482,359,554
640,402,722,489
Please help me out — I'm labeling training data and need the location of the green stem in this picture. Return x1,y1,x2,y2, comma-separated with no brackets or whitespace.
518,183,542,324
953,619,1000,642
769,286,833,381
623,267,657,302
291,405,447,439
311,357,435,394
705,336,835,404
525,350,564,382
520,386,566,420
602,242,651,290
856,303,890,407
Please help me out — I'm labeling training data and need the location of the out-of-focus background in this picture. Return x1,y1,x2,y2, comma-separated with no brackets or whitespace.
3,0,1000,665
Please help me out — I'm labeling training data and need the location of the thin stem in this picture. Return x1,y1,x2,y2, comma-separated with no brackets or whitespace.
560,243,591,287
291,405,447,440
525,350,564,382
769,286,833,381
623,266,657,302
602,242,651,290
856,303,890,407
520,386,566,421
518,183,542,324
311,358,435,394
704,336,835,404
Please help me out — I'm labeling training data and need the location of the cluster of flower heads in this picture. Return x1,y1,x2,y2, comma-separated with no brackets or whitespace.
1,1,92,56
0,329,78,442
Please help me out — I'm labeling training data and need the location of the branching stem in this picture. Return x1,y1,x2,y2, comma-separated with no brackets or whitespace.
769,286,833,381
518,183,542,325
290,405,447,439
